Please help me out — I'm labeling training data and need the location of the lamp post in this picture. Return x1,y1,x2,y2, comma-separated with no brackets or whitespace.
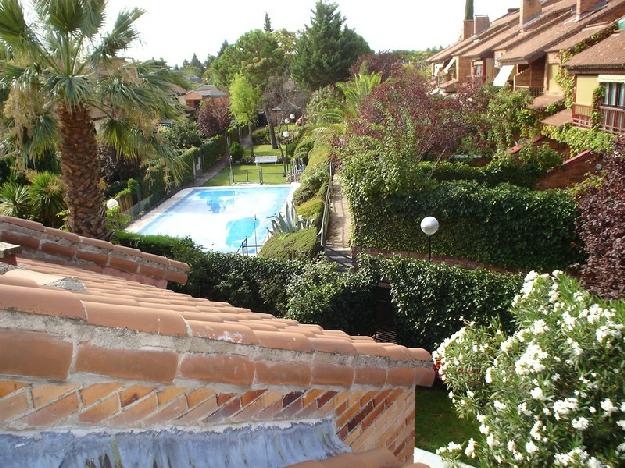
420,217,439,261
281,130,290,178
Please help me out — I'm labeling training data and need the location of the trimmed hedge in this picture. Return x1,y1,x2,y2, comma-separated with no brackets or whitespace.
259,228,320,261
350,180,583,271
113,231,521,350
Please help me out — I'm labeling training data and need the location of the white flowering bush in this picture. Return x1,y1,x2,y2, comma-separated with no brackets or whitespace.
433,271,625,466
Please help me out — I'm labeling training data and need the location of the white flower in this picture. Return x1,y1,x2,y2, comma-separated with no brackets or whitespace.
572,417,589,430
531,319,549,334
554,398,578,420
485,367,493,384
518,401,531,416
515,342,548,375
617,420,625,430
467,390,474,398
477,414,486,423
493,400,506,411
464,439,476,458
621,402,625,412
479,424,490,435
589,407,597,414
587,457,603,468
507,440,516,452
530,421,543,440
530,386,545,401
486,433,497,448
617,443,625,452
525,440,538,454
601,399,618,416
554,453,570,465
596,325,623,344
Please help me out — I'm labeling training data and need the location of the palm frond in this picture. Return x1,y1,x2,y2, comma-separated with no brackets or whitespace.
26,114,58,158
90,8,143,63
35,0,85,35
47,73,92,106
0,0,48,62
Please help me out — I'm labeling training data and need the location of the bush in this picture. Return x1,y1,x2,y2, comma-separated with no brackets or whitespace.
105,207,131,231
374,256,521,350
199,136,226,169
435,272,625,466
229,142,244,163
259,228,320,261
294,139,314,163
285,260,380,337
252,127,270,145
543,125,616,155
578,144,625,298
349,180,582,271
293,162,329,206
296,197,324,225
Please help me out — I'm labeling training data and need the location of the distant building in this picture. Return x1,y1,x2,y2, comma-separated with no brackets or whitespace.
183,84,228,112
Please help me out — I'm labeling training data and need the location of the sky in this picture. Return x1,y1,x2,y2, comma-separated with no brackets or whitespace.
102,0,515,67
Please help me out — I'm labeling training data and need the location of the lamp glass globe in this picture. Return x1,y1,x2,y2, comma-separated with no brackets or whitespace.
106,199,119,210
420,217,439,236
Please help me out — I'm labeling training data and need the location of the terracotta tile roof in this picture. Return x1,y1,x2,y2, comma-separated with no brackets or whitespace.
566,30,625,69
530,94,564,109
500,0,625,63
0,218,434,390
463,0,578,59
545,23,611,51
287,448,428,467
542,108,573,126
427,9,521,64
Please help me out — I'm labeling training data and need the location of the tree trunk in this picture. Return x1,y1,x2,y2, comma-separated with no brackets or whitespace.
57,104,108,239
265,107,278,149
248,123,255,157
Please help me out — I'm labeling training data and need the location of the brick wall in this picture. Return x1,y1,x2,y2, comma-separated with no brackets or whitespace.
0,294,433,463
536,150,602,189
0,216,188,287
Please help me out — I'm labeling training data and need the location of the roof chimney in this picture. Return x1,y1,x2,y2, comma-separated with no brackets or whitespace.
474,15,491,35
577,0,606,19
520,0,542,26
463,19,476,39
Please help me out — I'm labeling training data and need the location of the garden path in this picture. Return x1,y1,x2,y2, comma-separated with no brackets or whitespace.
194,153,230,186
324,179,353,269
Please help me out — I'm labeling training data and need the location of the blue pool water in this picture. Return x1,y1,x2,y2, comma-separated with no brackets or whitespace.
134,185,294,253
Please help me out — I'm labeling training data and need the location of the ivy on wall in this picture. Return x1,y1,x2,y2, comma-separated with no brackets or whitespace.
542,124,615,155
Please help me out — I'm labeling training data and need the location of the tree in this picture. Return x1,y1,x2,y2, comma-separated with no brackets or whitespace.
28,171,66,228
198,96,232,147
578,141,625,299
229,74,260,157
264,12,272,32
292,1,371,90
337,72,381,118
0,0,181,238
465,0,474,20
350,52,404,81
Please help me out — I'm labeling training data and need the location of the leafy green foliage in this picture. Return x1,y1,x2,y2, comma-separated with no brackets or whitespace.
0,182,30,218
346,179,582,271
293,162,329,206
229,74,260,128
259,227,320,261
269,203,313,235
485,89,537,150
305,86,345,125
28,171,65,227
542,125,616,155
291,1,370,90
229,142,244,163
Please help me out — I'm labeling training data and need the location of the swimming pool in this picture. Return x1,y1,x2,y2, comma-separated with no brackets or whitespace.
129,185,295,253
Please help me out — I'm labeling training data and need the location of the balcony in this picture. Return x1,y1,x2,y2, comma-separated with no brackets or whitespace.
600,106,625,134
516,86,544,98
572,103,625,135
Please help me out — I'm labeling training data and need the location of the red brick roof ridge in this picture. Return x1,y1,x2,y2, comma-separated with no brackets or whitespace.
0,216,189,286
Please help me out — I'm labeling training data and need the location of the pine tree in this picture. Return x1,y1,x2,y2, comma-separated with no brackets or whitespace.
465,0,474,20
264,12,273,32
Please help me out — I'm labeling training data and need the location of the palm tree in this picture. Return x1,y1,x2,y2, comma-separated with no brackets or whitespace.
0,181,30,217
28,171,66,228
0,0,183,238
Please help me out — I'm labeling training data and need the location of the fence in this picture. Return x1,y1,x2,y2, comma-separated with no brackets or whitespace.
320,162,334,249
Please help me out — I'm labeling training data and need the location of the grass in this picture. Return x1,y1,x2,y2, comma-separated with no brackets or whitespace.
414,384,479,454
204,163,288,186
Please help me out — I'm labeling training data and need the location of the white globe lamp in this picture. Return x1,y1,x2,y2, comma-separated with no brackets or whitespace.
106,199,119,210
420,217,439,261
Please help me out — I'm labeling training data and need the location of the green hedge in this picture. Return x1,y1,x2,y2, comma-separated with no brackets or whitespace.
113,231,521,350
420,144,563,189
350,180,583,271
259,228,320,261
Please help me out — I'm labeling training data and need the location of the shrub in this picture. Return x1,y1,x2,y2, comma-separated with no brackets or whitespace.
293,162,329,206
199,136,226,168
229,142,244,163
285,260,380,336
252,127,270,145
485,89,537,150
377,256,521,350
434,272,625,466
296,197,324,226
542,125,616,155
259,227,320,261
578,144,625,298
294,138,314,163
28,171,66,228
105,207,131,231
348,180,582,271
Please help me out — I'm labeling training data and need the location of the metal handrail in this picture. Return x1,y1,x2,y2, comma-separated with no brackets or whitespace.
320,162,334,249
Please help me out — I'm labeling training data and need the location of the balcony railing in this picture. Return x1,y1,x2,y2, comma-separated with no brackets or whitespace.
572,104,593,128
600,106,625,134
572,104,625,134
516,86,544,97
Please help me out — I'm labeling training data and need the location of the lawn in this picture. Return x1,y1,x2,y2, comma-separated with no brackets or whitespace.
414,385,479,454
204,163,288,186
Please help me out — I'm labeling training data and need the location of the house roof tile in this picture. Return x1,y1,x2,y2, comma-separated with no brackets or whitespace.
565,30,625,69
0,218,434,391
500,0,625,63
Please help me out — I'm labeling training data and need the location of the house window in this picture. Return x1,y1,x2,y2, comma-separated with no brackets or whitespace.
474,63,484,77
603,82,625,108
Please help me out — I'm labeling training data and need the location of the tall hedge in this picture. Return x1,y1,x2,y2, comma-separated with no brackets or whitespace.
113,231,521,350
350,180,583,271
